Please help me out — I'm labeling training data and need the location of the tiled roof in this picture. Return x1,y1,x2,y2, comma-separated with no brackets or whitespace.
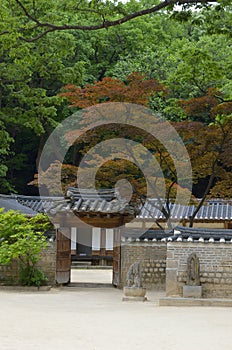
0,195,37,216
16,188,138,217
122,226,232,243
2,189,232,222
138,199,232,221
173,226,232,242
16,195,64,213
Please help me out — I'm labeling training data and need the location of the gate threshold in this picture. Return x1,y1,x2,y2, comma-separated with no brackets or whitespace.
66,282,114,288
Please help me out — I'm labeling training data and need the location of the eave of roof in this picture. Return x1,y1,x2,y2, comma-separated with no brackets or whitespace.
0,195,37,216
122,226,232,243
1,189,232,222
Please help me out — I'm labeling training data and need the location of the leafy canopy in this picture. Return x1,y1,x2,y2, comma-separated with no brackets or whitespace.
2,0,227,41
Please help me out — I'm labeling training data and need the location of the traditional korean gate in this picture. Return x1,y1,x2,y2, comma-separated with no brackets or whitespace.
56,229,71,284
56,227,122,286
113,229,121,287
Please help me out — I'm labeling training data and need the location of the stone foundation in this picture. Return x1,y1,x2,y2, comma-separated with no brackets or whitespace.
0,242,56,286
183,285,202,298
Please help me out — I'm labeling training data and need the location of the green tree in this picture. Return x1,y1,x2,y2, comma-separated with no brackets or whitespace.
3,0,226,41
0,1,89,192
0,123,13,192
166,34,232,98
110,10,232,118
1,0,231,198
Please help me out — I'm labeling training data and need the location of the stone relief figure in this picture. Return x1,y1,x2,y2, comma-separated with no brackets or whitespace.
186,253,200,286
126,262,142,288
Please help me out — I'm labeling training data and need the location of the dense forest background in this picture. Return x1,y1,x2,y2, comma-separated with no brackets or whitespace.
0,0,231,201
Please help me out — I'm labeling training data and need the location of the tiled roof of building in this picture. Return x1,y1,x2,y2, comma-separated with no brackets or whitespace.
0,194,37,216
1,188,232,222
122,226,232,243
16,188,138,217
139,199,232,221
16,195,63,213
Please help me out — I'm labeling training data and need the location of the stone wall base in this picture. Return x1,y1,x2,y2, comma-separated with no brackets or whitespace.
183,285,202,298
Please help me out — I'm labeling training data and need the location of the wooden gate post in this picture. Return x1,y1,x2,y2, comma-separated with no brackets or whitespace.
113,228,121,287
56,227,71,284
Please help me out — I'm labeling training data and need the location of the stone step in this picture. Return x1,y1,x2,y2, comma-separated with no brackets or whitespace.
71,261,91,266
71,265,112,270
159,297,232,307
66,282,114,288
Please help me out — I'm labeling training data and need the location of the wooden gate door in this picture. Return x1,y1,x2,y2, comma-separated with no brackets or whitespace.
56,228,71,284
113,229,121,287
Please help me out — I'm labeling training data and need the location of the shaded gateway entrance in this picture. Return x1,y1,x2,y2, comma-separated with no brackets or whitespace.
56,228,121,287
54,187,137,287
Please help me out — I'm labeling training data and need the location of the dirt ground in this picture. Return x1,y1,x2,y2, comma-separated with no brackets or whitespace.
71,268,113,284
0,286,232,350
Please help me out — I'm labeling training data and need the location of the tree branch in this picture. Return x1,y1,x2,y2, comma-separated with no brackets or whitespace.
15,0,41,25
0,31,9,36
14,0,219,42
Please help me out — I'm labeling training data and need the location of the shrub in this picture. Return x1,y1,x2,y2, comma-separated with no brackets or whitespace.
0,209,52,286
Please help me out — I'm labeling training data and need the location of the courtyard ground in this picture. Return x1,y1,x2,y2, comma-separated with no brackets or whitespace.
0,284,232,350
70,267,113,284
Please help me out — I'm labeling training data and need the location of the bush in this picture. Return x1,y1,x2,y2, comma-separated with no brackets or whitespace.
20,265,48,287
0,209,52,286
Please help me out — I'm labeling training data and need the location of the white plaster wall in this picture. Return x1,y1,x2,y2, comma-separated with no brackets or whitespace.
92,228,101,250
106,229,114,250
71,227,77,250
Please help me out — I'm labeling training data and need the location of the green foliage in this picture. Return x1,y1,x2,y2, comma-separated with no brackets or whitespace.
0,1,90,192
20,265,48,287
0,210,51,286
167,35,231,98
0,122,13,192
0,0,231,199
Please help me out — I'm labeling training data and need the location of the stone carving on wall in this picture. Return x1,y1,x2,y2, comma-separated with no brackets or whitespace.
126,262,142,288
123,262,146,301
186,253,200,286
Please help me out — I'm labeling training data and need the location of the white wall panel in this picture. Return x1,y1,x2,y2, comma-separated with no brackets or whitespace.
106,229,114,250
71,227,77,250
92,228,101,250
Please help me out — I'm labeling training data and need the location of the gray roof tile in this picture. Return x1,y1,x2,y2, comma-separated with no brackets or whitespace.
0,195,37,216
2,188,231,221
